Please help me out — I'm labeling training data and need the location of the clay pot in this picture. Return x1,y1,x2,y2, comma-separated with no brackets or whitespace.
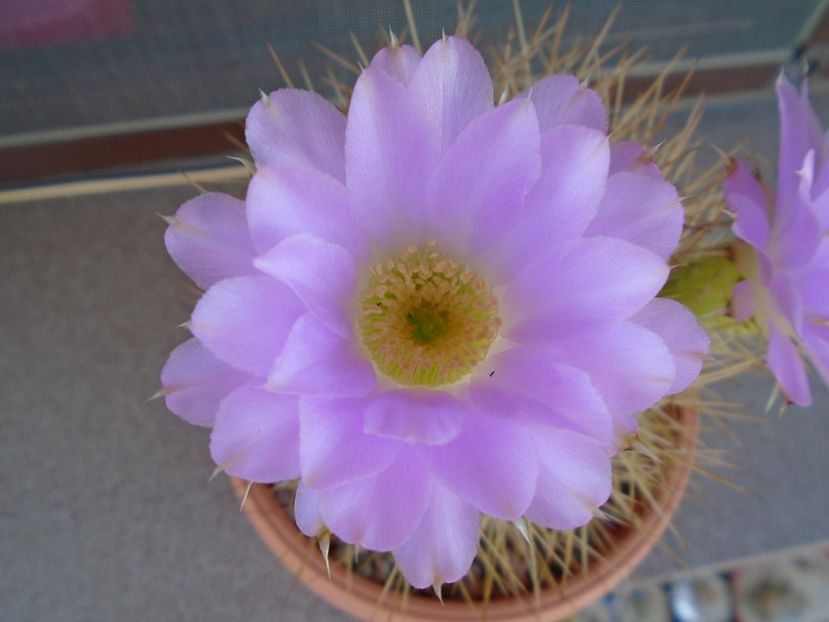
230,408,698,621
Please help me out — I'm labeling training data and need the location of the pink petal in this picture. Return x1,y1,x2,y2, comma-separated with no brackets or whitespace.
299,396,401,489
526,427,612,530
191,275,305,377
722,160,775,281
728,192,771,252
505,236,669,342
426,415,538,520
586,172,683,260
294,483,323,536
245,89,346,180
776,74,823,209
723,159,775,263
209,385,300,482
426,98,540,256
731,280,757,321
632,298,710,394
164,193,256,289
770,152,822,269
363,390,467,446
809,348,829,390
246,162,365,256
469,346,614,447
724,158,769,213
409,36,493,154
318,448,432,551
485,124,609,281
267,314,376,397
161,338,250,427
254,234,355,337
555,321,676,436
767,323,811,406
814,182,829,229
534,124,609,230
345,67,439,245
771,273,804,335
799,266,829,318
803,323,829,386
815,132,829,199
609,141,661,178
369,43,421,85
521,74,607,133
393,481,480,589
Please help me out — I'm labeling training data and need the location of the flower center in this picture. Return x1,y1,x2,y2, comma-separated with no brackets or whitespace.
358,240,501,387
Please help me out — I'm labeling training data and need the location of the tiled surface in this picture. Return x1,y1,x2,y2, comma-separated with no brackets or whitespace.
0,184,349,621
1,89,829,620
579,542,829,621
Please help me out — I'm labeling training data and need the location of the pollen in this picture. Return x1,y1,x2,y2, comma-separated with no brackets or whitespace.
358,240,500,387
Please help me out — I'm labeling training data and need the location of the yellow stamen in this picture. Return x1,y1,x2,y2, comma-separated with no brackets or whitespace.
358,241,500,387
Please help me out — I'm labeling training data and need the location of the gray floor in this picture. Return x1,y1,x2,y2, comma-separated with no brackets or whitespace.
0,185,347,622
2,88,829,621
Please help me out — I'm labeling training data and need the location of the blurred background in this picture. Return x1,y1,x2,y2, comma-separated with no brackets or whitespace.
1,1,829,621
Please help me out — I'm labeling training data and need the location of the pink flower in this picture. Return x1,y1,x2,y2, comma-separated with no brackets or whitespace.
724,74,829,406
161,37,708,589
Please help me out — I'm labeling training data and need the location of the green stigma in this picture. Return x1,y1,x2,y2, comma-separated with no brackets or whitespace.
358,240,501,387
406,303,450,344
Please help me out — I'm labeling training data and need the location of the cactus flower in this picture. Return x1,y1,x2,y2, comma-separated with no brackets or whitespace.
161,36,708,589
724,74,829,406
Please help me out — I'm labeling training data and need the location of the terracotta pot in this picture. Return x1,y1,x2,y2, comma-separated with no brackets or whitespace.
231,408,698,621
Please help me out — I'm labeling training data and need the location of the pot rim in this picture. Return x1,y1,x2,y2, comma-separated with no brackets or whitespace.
230,406,698,621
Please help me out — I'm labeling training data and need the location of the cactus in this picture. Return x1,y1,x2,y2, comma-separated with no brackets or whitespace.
242,2,754,608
